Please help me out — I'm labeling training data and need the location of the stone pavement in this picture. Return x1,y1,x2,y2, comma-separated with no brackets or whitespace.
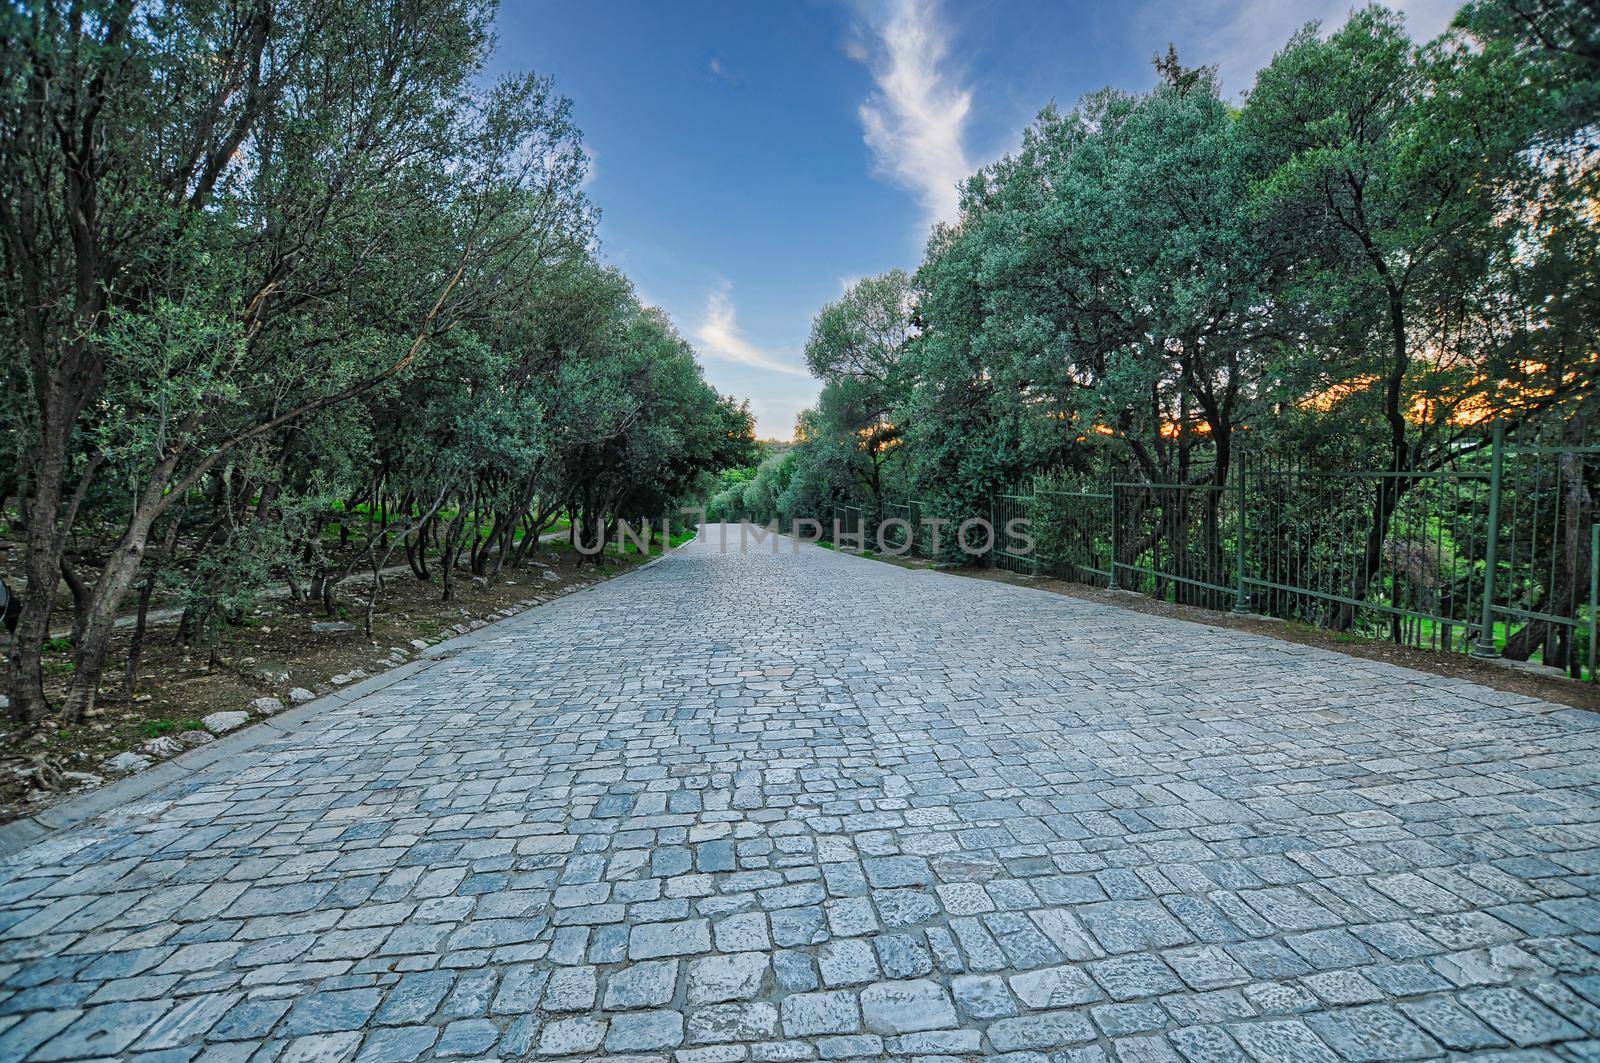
4,525,1600,1062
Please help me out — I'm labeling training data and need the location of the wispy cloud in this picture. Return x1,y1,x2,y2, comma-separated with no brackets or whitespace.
695,283,806,376
1134,0,1458,97
706,55,742,87
853,0,972,230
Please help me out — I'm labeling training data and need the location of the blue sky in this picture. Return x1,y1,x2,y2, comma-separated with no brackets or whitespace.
492,0,1456,439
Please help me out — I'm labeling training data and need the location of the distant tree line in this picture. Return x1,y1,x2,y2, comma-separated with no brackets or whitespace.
715,0,1597,632
1,0,756,728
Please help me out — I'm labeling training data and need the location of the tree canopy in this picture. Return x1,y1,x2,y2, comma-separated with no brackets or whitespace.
2,0,754,726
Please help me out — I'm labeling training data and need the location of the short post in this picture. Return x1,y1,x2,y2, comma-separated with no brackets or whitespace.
1473,422,1506,658
1232,445,1250,614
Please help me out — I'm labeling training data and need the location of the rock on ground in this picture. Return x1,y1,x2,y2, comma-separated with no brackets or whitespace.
200,710,249,734
141,736,183,758
100,751,151,774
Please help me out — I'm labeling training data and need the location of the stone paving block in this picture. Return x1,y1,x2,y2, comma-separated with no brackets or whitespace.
714,912,771,952
1092,1001,1168,1037
283,988,383,1036
540,964,596,1012
603,958,678,1010
1091,952,1185,1001
1302,969,1386,1006
281,1030,363,1061
816,939,878,988
986,1008,1097,1051
209,996,293,1042
536,1014,605,1056
1169,1023,1251,1062
780,990,860,1037
1398,996,1509,1051
1460,986,1585,1047
628,918,711,960
1302,1004,1442,1061
688,951,770,1002
352,1024,437,1063
133,990,240,1050
605,1008,685,1052
1228,1018,1340,1063
689,1001,781,1043
859,978,957,1034
31,1000,165,1060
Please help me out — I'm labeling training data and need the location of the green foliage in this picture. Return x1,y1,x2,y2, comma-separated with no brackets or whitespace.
756,0,1594,548
705,450,796,524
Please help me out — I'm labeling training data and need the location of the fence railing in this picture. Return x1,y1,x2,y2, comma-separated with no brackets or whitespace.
828,428,1598,682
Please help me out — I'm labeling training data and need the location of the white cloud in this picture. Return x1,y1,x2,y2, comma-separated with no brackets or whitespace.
746,395,813,441
695,283,806,376
707,55,741,86
853,0,973,229
1135,0,1459,97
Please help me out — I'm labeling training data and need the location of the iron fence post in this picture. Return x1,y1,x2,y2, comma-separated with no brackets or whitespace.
1233,445,1250,614
1589,521,1598,682
1031,479,1041,577
987,494,996,568
1473,422,1505,658
1108,483,1121,590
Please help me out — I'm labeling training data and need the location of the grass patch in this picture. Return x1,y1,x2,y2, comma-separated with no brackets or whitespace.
141,718,203,738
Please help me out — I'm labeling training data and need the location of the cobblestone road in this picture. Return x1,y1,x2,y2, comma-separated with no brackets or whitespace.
5,526,1600,1062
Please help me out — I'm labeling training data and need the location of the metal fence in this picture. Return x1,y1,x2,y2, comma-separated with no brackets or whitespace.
830,427,1598,682
1240,450,1491,652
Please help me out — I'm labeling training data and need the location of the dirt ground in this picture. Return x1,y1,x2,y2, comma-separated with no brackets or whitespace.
0,539,663,824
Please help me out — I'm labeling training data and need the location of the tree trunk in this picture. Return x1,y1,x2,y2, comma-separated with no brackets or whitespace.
406,523,431,580
364,557,385,638
123,577,157,699
60,556,91,647
59,534,149,722
123,515,182,697
7,414,73,726
440,504,468,602
1503,418,1592,668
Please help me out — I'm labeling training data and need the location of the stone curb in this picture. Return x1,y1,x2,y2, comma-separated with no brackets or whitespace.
0,533,695,861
